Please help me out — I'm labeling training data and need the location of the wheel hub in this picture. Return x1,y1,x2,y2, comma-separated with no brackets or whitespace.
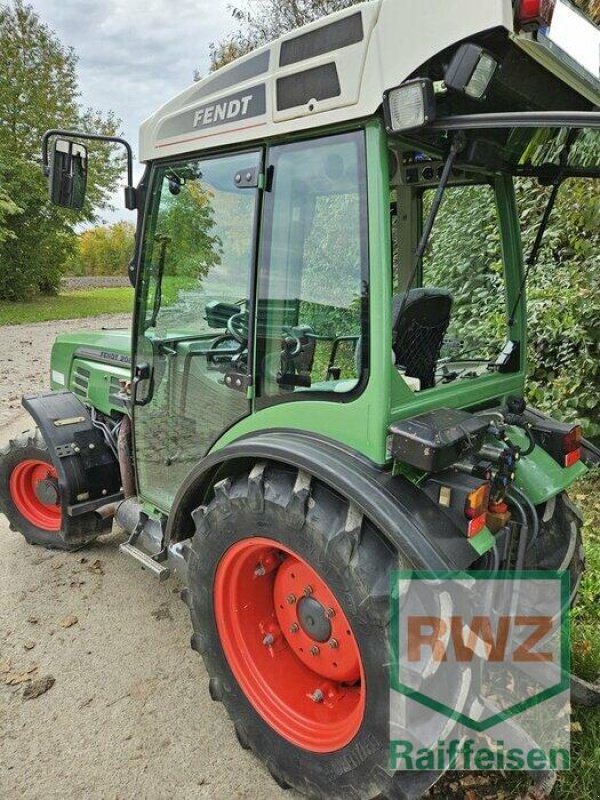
34,477,59,505
273,555,360,683
296,596,331,642
213,537,365,753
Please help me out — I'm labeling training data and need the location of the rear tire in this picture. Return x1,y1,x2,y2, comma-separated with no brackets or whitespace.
0,429,105,551
525,492,585,605
185,462,440,800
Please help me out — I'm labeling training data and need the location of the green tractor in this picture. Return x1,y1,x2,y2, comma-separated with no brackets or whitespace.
1,1,599,797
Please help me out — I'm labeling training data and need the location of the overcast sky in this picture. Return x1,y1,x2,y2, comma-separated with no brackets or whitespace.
32,0,235,222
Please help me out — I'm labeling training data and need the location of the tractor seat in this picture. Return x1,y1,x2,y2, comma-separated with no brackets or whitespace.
392,288,453,390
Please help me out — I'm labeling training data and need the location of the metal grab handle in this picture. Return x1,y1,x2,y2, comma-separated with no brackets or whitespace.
132,362,152,406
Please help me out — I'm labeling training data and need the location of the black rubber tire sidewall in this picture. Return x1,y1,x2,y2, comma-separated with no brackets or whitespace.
0,430,102,551
186,464,436,800
525,491,585,605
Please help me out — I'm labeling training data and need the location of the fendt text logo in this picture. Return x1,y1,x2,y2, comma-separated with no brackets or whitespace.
389,572,571,771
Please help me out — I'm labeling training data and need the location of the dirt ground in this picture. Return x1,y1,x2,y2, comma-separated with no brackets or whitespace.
0,315,294,799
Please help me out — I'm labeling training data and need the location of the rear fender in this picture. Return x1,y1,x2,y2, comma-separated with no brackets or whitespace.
165,430,488,570
506,411,589,505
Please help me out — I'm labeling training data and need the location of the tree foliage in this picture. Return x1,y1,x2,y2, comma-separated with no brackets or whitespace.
521,177,600,436
67,221,136,277
0,187,21,244
208,0,360,70
0,1,123,300
423,172,600,436
157,183,222,279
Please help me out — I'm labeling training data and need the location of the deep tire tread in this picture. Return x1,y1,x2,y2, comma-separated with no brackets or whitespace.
0,427,101,551
185,461,436,800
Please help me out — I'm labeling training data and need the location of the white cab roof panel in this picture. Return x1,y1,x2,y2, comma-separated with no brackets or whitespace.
139,0,516,161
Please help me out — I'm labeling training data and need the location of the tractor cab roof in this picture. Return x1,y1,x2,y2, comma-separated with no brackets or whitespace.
139,0,600,163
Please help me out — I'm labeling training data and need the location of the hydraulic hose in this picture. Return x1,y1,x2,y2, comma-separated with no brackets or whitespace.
506,490,530,572
503,412,536,456
517,424,536,457
508,485,540,552
504,488,540,571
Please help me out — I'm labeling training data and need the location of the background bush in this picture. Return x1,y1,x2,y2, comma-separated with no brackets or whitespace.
0,1,122,300
66,221,136,276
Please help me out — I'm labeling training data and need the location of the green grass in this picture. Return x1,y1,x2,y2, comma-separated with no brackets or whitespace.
504,472,600,800
560,470,600,800
0,287,134,325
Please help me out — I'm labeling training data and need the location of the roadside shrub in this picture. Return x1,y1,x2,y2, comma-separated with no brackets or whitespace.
67,221,136,277
519,176,600,436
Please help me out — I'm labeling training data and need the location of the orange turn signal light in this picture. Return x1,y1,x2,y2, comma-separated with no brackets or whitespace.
465,483,490,520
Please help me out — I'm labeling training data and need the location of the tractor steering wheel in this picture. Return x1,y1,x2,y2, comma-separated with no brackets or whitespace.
227,310,249,345
281,328,302,358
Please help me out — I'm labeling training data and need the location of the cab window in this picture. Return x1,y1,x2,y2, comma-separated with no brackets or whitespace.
421,184,507,368
256,131,368,402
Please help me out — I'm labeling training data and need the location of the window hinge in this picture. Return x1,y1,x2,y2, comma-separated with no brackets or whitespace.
233,166,260,189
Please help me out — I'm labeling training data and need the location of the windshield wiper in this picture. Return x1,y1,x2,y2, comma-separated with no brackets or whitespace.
145,233,171,330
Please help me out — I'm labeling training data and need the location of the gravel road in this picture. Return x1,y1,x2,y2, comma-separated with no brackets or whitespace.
0,316,294,800
61,276,131,290
0,314,130,428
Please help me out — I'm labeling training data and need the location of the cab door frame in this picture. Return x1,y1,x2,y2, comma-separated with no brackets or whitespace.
130,146,266,513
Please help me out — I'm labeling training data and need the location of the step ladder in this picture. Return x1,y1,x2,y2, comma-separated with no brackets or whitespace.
119,541,170,581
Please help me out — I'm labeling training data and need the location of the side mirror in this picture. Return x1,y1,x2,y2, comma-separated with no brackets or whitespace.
48,138,88,209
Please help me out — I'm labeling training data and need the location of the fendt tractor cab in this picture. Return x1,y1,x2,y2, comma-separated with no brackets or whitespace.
1,1,599,797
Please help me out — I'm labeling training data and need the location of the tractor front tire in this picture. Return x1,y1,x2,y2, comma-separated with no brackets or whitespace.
0,429,103,551
185,462,439,800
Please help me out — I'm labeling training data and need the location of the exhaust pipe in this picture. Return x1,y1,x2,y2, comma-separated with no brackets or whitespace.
94,415,136,523
94,501,120,521
118,414,136,499
114,495,143,533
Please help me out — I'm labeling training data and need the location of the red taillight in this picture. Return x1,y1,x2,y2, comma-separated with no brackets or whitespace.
517,0,556,31
564,449,581,468
563,425,582,467
467,513,488,538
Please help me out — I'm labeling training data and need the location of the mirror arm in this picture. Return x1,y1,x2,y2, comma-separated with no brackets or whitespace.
42,129,137,210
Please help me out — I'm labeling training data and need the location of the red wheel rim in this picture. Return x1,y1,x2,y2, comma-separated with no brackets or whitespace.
9,459,62,531
214,537,366,753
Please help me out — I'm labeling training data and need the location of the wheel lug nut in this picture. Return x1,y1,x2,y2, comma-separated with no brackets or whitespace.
254,563,266,577
309,645,320,656
325,607,336,618
328,638,339,649
303,585,313,597
262,634,274,647
289,623,299,634
287,594,296,605
310,689,324,703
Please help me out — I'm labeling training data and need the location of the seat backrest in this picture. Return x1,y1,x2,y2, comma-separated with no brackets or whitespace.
392,288,453,390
